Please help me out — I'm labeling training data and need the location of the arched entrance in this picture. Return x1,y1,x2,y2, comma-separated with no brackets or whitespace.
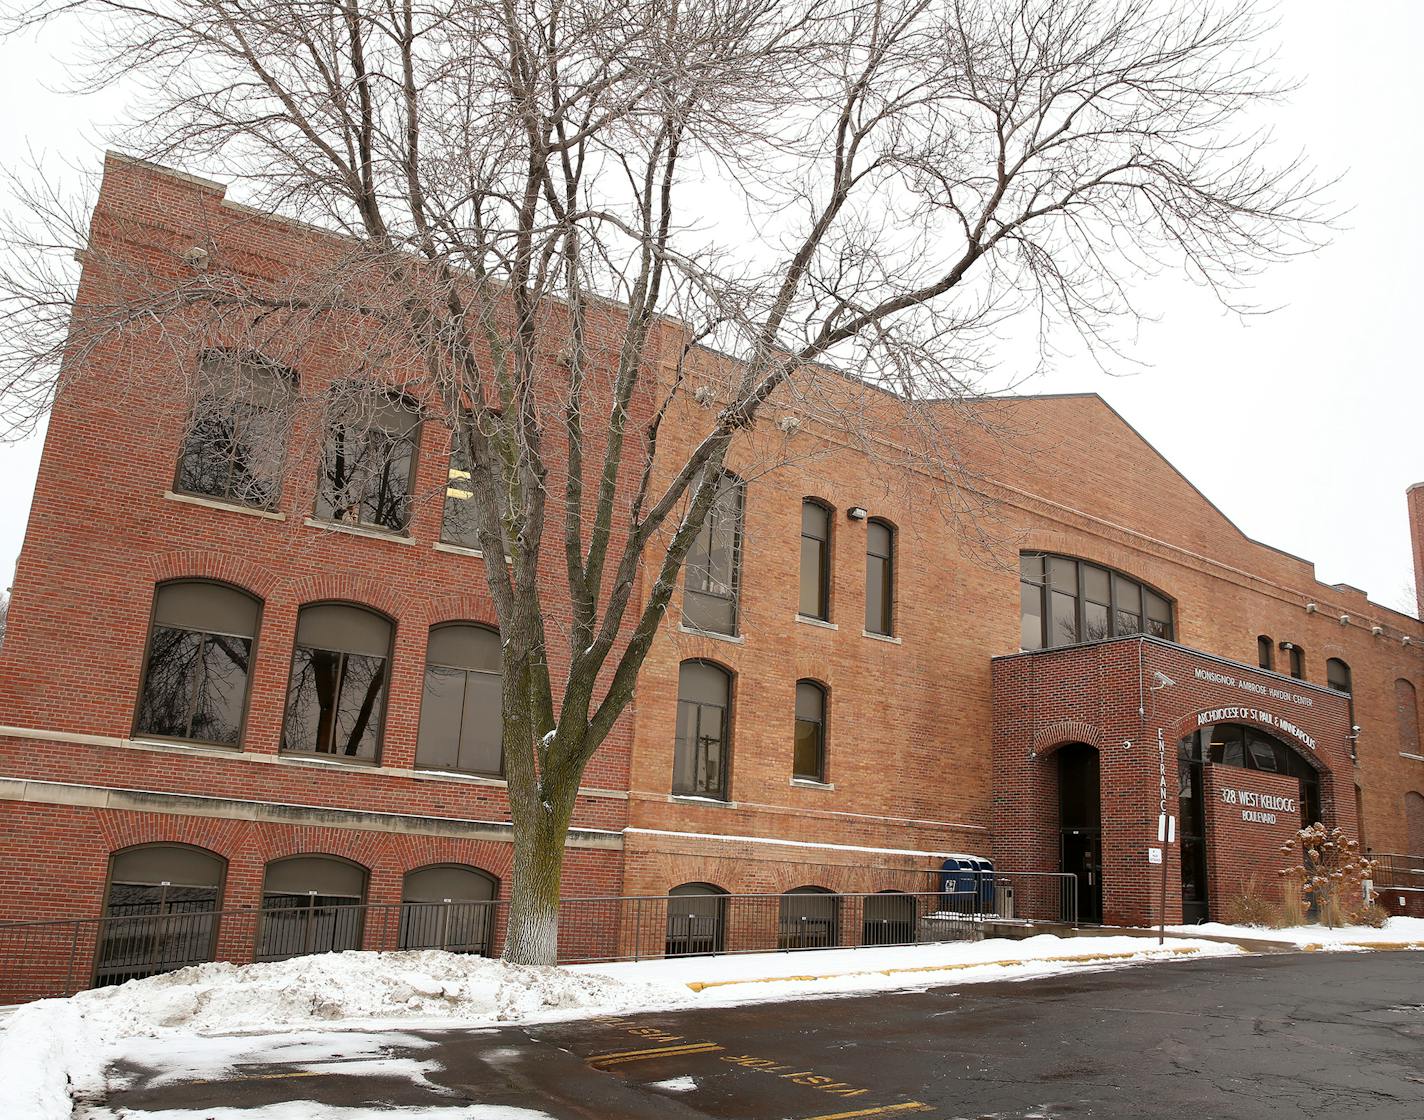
1178,721,1323,923
1057,743,1102,924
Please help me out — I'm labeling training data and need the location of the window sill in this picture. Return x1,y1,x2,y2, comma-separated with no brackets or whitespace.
303,517,417,545
1401,752,1424,763
669,793,738,808
862,630,902,645
410,766,506,787
791,777,834,790
795,615,837,631
277,751,380,768
128,736,243,756
164,490,286,521
434,541,485,559
434,541,512,564
677,624,744,645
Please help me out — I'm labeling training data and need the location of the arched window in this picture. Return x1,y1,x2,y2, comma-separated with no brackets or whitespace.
1396,679,1420,755
1257,635,1274,671
96,844,225,986
282,603,392,761
674,660,732,800
778,886,839,949
1288,644,1305,680
799,500,832,621
793,680,827,782
258,855,367,960
176,350,294,509
400,865,498,954
135,581,260,746
416,624,503,775
1019,553,1172,650
665,882,727,957
682,468,744,635
865,519,895,636
314,388,420,533
1326,658,1352,694
862,891,917,947
1406,792,1424,855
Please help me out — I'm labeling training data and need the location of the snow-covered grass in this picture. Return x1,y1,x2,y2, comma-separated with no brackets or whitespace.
1165,914,1424,949
0,933,1242,1120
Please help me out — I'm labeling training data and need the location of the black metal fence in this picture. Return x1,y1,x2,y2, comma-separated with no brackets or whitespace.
0,871,1077,1005
1372,853,1424,892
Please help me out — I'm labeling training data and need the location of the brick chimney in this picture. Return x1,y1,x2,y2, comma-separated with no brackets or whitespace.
1410,483,1424,619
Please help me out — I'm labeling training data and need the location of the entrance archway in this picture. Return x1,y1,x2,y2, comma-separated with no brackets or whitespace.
1057,743,1102,924
1178,721,1323,923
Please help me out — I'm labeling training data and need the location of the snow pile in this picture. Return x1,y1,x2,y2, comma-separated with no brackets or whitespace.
1166,915,1424,949
0,951,684,1120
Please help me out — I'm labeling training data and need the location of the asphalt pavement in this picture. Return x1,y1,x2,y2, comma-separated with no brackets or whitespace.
89,951,1424,1119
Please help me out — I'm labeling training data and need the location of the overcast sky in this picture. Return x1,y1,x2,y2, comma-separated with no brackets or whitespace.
0,2,1420,617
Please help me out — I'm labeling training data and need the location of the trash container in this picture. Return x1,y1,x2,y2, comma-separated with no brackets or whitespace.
994,881,1015,920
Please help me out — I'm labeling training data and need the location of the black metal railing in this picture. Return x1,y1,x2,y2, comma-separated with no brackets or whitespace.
1372,853,1424,892
0,871,1078,1005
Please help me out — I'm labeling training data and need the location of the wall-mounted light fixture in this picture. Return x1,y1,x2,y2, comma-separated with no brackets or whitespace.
1305,602,1318,613
1339,614,1350,625
847,506,868,521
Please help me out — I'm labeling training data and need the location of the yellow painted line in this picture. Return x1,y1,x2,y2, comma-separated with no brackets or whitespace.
1302,940,1424,952
802,1102,931,1120
188,1071,326,1086
589,1041,723,1067
685,947,1204,992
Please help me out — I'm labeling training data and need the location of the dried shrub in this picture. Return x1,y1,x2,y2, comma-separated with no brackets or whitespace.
1221,876,1286,928
1278,823,1379,929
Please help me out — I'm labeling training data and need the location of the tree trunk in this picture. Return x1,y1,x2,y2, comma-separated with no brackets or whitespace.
502,788,574,966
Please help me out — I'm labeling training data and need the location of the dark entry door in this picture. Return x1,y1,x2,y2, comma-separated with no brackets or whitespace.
1058,743,1102,925
1061,830,1102,924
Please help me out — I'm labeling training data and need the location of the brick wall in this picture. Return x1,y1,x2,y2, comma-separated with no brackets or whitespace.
1201,765,1307,914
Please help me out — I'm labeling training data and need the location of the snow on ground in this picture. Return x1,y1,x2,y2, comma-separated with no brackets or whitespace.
1165,915,1424,949
0,933,1243,1120
85,1106,556,1119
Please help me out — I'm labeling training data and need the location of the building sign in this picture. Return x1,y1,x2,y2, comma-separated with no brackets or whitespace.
1193,666,1314,707
1219,786,1297,825
1194,706,1318,752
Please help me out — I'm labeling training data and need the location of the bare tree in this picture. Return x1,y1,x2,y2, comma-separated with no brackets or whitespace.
0,0,1327,963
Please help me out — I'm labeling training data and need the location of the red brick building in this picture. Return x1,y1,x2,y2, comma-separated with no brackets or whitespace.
1,155,1422,993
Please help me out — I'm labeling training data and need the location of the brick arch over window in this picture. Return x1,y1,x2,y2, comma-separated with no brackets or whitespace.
246,826,393,870
281,574,405,621
420,592,501,631
1032,720,1104,757
145,551,281,599
94,810,254,860
1406,792,1424,856
384,835,515,883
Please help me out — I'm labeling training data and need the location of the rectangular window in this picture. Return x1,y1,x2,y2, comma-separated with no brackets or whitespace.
1019,581,1044,650
1289,646,1304,680
674,698,727,798
441,432,480,550
283,648,387,760
799,502,831,620
314,392,420,533
1113,575,1143,636
683,472,744,635
176,351,293,509
1145,591,1173,640
865,520,894,636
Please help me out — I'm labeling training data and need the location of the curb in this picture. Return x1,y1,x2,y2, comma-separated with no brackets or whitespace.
684,945,1207,992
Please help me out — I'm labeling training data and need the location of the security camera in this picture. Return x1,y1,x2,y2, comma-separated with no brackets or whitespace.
1151,670,1176,688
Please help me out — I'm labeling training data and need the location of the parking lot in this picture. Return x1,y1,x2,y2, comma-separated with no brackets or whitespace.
88,951,1424,1120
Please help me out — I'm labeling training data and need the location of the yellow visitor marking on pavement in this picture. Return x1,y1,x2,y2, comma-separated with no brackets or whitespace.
685,946,1204,991
801,1102,932,1119
188,1070,326,1086
588,1041,724,1068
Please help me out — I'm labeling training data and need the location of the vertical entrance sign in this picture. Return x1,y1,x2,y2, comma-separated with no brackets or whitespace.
1157,728,1175,945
